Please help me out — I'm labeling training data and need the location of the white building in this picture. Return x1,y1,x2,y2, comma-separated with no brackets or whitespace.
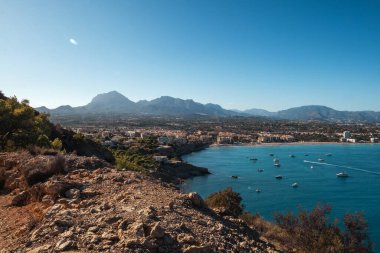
343,131,351,139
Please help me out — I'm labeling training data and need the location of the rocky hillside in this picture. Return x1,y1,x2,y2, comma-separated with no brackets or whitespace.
35,91,238,117
0,151,281,253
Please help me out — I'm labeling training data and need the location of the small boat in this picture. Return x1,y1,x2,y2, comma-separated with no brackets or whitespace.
269,153,274,156
289,154,296,158
231,175,238,179
292,182,298,188
250,157,258,161
275,175,283,179
256,189,261,193
336,172,348,178
318,158,325,162
273,158,279,163
326,153,332,157
274,163,281,167
257,168,264,172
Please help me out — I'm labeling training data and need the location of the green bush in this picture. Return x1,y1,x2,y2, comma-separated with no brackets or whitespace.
0,95,52,150
113,144,158,173
37,134,51,148
51,138,63,150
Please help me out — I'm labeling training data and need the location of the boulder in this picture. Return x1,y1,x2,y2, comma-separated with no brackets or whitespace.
101,231,119,241
188,192,204,208
55,238,77,251
149,222,165,238
64,188,81,199
43,180,80,197
41,195,54,204
177,234,195,244
126,221,145,238
11,191,30,206
138,206,157,219
26,244,52,253
183,245,211,253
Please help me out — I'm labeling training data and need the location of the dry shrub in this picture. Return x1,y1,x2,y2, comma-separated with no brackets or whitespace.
24,155,66,186
29,146,58,156
48,154,65,174
239,212,290,250
205,187,243,217
273,205,372,253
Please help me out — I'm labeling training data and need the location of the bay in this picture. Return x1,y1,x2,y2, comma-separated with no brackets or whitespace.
182,144,380,250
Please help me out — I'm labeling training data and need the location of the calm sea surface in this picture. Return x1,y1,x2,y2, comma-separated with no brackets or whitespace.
182,144,380,250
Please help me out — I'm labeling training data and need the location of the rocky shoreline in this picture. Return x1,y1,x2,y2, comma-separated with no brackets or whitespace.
0,151,281,252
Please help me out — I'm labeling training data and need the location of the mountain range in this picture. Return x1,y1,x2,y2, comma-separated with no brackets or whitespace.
36,91,236,117
36,91,380,122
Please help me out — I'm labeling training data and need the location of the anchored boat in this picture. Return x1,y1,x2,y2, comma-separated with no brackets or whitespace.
336,172,349,178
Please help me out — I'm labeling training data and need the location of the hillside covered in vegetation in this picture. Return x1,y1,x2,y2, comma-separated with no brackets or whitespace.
0,91,113,162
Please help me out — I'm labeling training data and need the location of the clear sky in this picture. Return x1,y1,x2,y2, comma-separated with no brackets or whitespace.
1,0,380,111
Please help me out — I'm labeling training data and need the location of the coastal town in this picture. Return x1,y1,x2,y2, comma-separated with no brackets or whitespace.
67,118,380,151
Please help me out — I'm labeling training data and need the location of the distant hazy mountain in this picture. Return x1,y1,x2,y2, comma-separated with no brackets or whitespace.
36,92,380,122
276,105,380,122
36,91,236,116
242,108,276,117
240,105,380,122
140,96,232,116
84,91,137,113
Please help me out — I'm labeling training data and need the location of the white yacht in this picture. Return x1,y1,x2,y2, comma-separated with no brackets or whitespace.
337,172,349,178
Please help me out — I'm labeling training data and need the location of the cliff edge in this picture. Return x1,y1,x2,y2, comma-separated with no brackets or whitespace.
0,151,280,253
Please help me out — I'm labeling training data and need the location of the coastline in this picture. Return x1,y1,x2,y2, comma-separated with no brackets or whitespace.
178,140,379,182
210,141,379,147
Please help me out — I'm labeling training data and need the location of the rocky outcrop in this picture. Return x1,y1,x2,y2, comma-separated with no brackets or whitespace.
0,151,109,202
0,152,281,253
188,192,205,208
164,162,210,179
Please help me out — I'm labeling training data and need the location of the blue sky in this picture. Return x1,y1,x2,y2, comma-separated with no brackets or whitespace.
1,0,380,111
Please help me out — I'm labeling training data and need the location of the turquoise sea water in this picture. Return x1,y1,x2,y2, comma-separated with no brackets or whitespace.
182,144,380,250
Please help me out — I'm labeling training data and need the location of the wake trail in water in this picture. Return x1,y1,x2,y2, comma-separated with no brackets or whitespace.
304,160,380,176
